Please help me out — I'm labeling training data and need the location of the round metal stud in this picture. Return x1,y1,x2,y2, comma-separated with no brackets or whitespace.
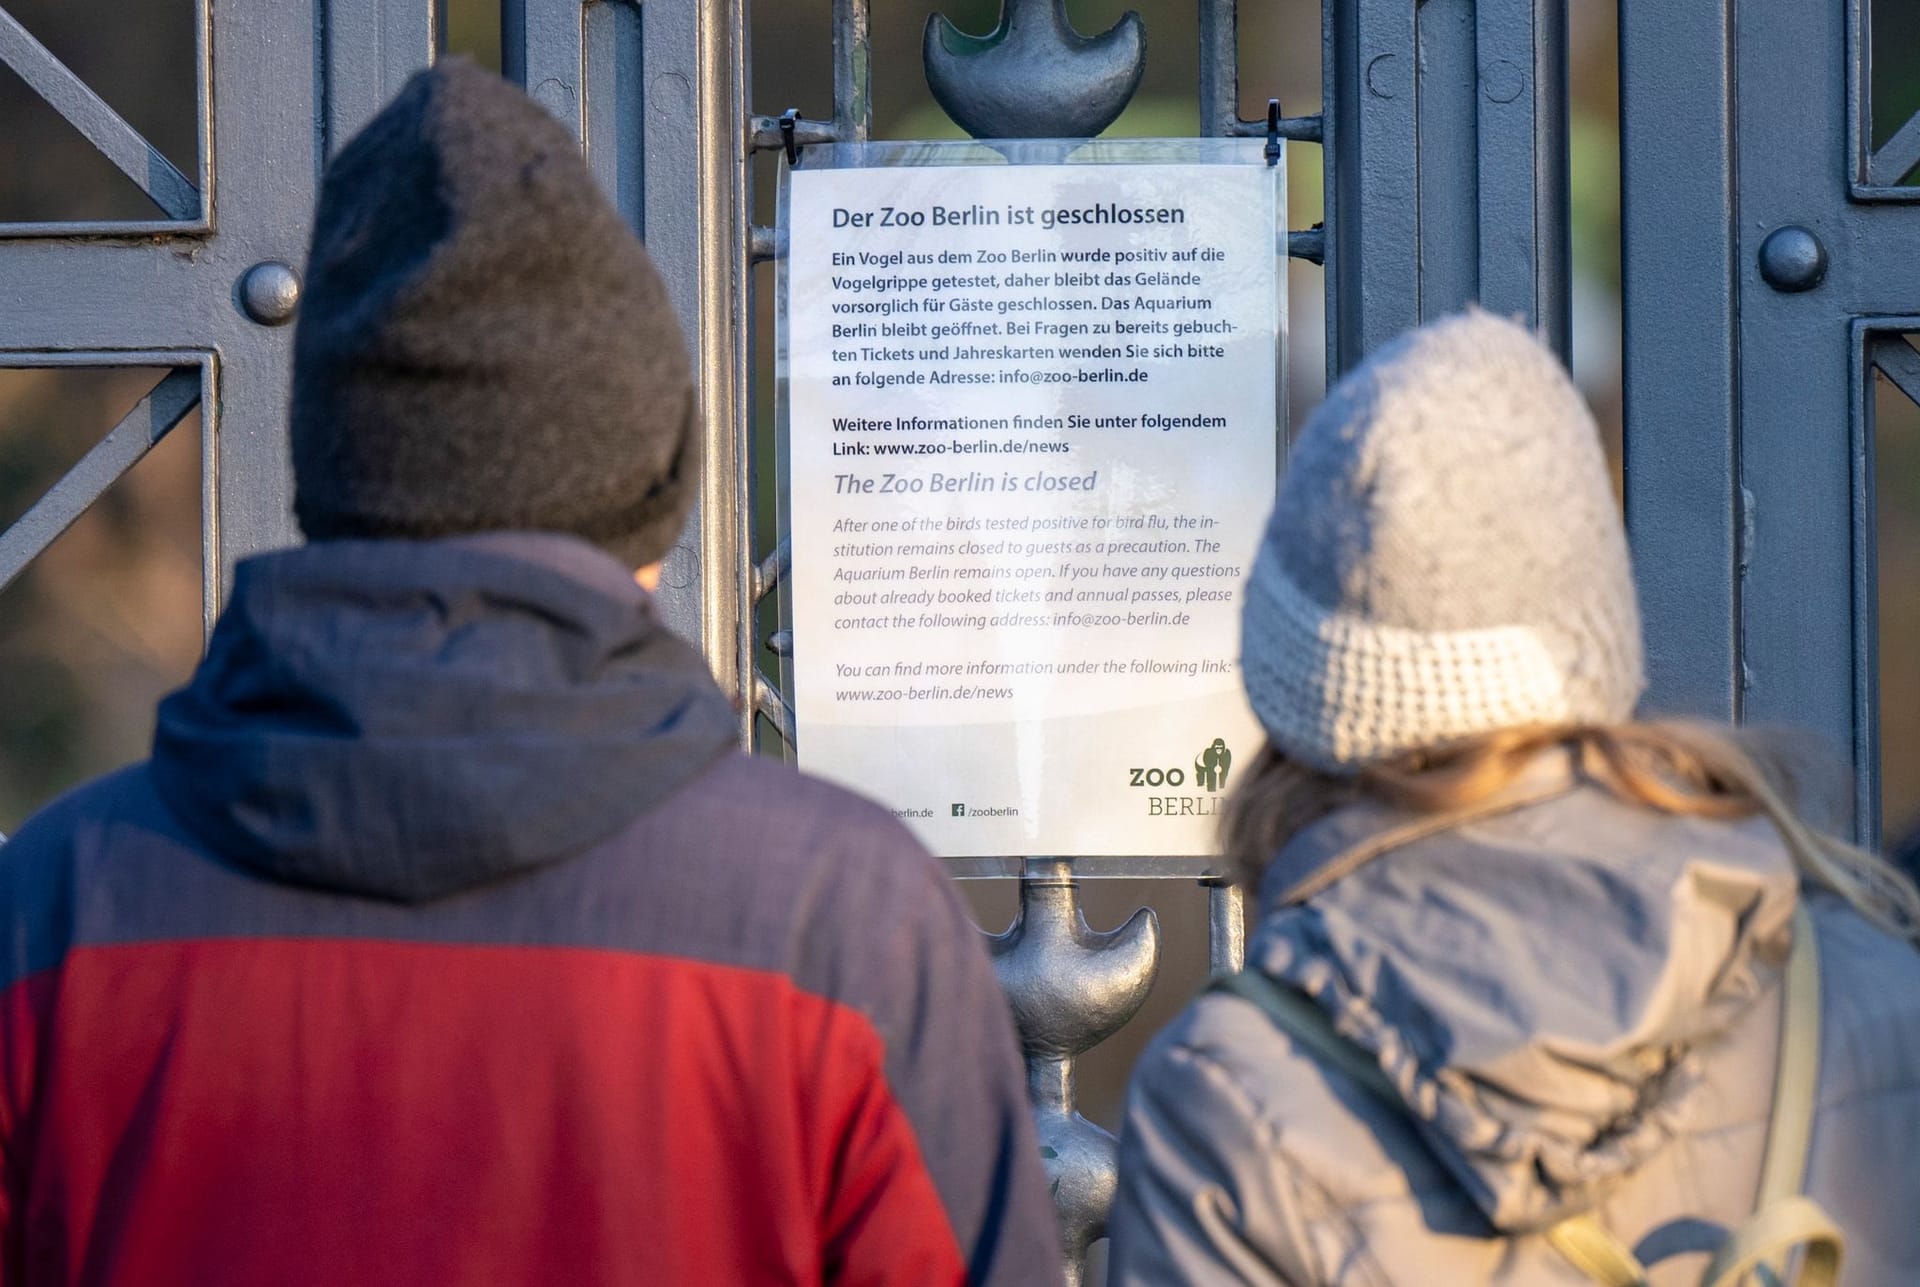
240,261,302,325
1758,225,1828,293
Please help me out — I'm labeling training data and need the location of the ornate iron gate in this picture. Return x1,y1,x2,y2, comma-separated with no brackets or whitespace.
615,5,1566,1278
0,0,452,615
37,0,1904,1280
1618,0,1920,846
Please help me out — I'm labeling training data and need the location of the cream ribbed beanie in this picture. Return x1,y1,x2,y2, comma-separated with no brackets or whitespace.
1240,309,1644,771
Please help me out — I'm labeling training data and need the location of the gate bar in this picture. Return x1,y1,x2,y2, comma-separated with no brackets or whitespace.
696,0,754,732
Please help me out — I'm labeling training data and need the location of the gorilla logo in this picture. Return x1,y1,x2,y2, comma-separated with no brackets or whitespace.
1194,738,1233,792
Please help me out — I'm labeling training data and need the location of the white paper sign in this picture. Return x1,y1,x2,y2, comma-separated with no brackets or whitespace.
783,144,1281,858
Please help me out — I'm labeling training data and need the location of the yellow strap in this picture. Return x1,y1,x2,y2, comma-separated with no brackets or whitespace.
1757,905,1822,1206
1545,1215,1648,1287
1700,1196,1844,1287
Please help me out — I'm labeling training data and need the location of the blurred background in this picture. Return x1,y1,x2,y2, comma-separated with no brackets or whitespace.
3,2,1917,1249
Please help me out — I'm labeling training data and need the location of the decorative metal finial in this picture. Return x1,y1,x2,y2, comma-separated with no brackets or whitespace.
923,0,1146,140
989,859,1160,1283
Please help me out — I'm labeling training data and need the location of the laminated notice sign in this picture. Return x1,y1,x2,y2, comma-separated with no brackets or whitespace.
777,140,1282,860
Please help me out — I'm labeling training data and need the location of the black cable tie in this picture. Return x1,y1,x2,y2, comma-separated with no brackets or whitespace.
1265,99,1283,167
780,108,801,165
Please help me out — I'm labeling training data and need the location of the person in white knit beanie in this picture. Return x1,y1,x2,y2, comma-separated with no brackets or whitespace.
1240,307,1643,768
1109,309,1920,1287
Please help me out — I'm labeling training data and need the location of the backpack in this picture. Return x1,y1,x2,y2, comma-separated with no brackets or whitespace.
1212,898,1841,1286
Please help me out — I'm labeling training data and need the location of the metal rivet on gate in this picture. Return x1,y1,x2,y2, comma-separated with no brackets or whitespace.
240,262,302,325
662,541,698,590
1758,226,1828,293
1365,53,1400,100
1481,59,1525,104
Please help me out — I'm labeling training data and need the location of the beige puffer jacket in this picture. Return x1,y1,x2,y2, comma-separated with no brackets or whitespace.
1109,755,1920,1285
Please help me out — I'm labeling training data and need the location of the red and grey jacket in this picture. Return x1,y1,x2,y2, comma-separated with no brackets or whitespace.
0,534,1062,1287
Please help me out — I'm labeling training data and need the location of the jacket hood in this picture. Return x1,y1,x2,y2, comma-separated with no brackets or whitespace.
152,533,738,903
1247,752,1797,1233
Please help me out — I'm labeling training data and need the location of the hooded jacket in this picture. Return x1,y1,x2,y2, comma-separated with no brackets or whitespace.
1108,754,1920,1285
0,533,1062,1286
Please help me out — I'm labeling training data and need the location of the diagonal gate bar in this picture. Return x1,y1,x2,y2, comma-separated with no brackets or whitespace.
0,368,201,594
1872,334,1920,409
1871,110,1920,189
0,6,199,220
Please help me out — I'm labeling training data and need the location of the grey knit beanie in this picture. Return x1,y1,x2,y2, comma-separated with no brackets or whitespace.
1240,309,1644,771
290,59,697,569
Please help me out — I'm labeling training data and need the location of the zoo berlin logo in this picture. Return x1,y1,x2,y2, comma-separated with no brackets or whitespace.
1130,737,1233,816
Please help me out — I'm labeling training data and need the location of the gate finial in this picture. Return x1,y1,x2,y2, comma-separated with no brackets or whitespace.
987,859,1160,1283
923,0,1145,140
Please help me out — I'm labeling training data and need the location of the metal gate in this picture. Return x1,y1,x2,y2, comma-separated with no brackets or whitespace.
2,0,1891,1280
1620,0,1920,848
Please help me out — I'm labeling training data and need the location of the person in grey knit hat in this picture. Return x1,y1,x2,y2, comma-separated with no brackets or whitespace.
1239,308,1643,769
1110,310,1920,1287
292,57,696,570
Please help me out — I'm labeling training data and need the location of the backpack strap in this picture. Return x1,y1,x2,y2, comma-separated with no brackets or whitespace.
1758,904,1824,1208
1207,904,1838,1287
1545,1215,1651,1287
1701,1197,1841,1287
1698,903,1843,1287
1207,969,1397,1104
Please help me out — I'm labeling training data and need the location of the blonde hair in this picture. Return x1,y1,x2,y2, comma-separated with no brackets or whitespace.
1223,722,1920,945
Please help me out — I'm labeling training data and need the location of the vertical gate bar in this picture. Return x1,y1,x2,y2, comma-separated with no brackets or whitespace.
211,0,320,593
1473,0,1568,355
1197,0,1240,137
1196,0,1245,1006
833,0,872,141
1205,881,1245,974
324,0,440,156
583,1,647,229
1618,0,1740,722
191,0,217,628
1853,325,1882,845
504,0,587,139
1415,0,1476,321
198,360,219,638
1727,2,1856,821
1531,0,1570,357
1326,0,1421,374
631,1,709,645
1319,0,1338,385
1471,0,1533,323
1848,0,1871,190
696,0,753,730
192,0,212,201
509,0,713,648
